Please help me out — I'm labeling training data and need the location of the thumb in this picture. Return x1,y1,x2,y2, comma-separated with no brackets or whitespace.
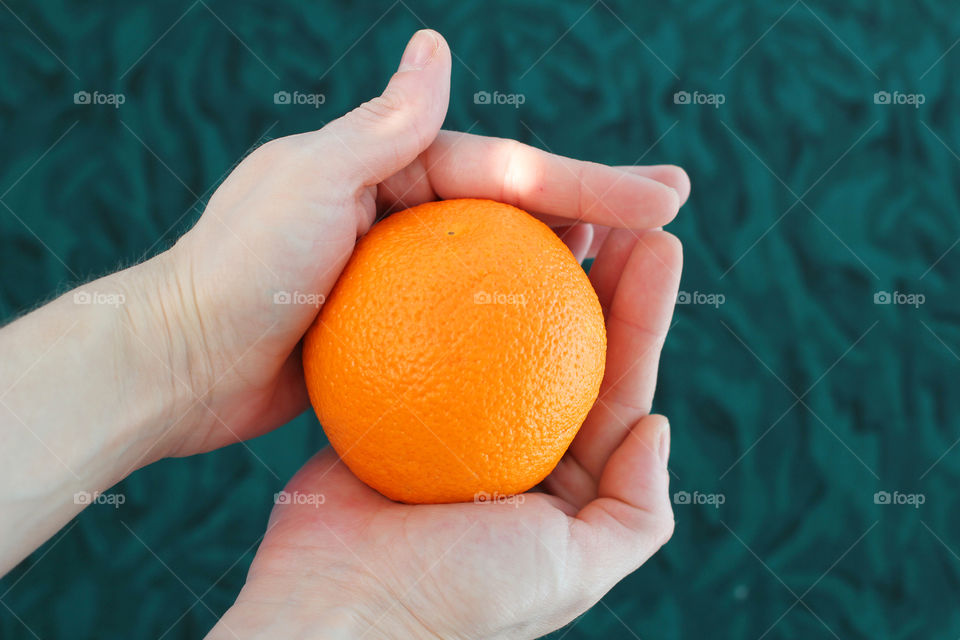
571,414,675,589
320,29,451,186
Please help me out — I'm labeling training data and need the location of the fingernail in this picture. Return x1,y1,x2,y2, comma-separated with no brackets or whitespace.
658,422,671,466
398,30,439,72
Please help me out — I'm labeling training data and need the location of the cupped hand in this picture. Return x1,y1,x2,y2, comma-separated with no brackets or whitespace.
209,223,683,639
149,29,688,459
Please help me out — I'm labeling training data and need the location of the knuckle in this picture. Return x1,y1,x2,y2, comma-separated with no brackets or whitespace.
254,136,288,158
246,136,295,168
352,90,406,124
655,513,676,547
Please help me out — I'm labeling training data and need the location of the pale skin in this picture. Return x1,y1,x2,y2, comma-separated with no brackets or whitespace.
0,30,689,639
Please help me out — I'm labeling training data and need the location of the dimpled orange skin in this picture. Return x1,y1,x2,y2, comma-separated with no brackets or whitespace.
302,198,606,504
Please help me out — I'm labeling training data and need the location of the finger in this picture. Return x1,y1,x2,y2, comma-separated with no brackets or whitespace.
539,449,599,511
416,132,680,228
581,166,686,259
570,231,682,478
311,30,451,188
616,165,691,206
585,225,610,260
554,224,594,263
569,415,674,591
375,147,689,224
536,165,690,229
587,228,642,315
536,165,688,227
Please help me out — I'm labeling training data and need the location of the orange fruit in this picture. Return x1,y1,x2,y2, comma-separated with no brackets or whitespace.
302,198,606,503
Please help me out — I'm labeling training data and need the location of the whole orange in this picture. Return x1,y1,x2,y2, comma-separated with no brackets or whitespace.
302,198,606,504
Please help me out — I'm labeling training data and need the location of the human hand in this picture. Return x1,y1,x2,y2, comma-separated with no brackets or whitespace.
209,222,683,639
148,29,688,460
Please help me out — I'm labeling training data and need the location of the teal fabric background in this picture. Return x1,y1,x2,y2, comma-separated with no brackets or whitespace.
1,1,957,638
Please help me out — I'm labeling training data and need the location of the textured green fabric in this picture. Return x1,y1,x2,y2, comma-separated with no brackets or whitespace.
1,1,957,638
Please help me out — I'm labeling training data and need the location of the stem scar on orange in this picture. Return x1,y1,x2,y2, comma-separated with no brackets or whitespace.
303,198,606,504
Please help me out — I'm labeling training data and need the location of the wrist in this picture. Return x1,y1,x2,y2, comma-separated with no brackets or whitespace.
210,601,364,640
108,248,213,463
209,565,443,640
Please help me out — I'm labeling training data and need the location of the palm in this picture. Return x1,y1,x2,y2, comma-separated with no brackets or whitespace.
247,450,574,638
